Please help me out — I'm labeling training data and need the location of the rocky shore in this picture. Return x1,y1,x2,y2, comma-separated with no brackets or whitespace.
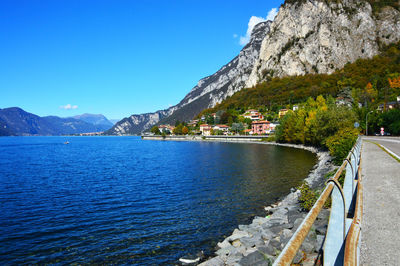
178,142,336,266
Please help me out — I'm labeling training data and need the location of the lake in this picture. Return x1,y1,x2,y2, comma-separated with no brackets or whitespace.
0,136,316,264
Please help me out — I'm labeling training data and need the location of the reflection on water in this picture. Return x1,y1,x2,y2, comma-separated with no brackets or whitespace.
0,137,316,264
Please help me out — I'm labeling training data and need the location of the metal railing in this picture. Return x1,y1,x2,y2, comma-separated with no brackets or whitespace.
273,137,362,265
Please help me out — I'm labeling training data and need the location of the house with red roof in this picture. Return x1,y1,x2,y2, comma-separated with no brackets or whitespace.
213,124,230,134
251,120,271,135
199,124,212,136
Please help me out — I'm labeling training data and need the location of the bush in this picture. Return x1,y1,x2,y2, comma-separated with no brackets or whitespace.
325,127,359,164
297,182,318,211
150,126,161,135
382,109,400,135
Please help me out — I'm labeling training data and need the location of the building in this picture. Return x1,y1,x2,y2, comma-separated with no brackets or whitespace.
378,101,399,111
244,129,252,135
200,124,212,136
377,96,400,111
159,125,174,134
243,109,264,121
293,105,299,111
269,123,278,134
251,120,270,135
213,124,230,134
278,109,289,118
245,109,258,115
188,119,199,127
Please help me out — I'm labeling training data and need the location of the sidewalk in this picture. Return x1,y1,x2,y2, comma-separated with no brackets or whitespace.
360,141,400,265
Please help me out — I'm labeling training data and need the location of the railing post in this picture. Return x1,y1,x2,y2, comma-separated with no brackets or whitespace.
326,178,347,240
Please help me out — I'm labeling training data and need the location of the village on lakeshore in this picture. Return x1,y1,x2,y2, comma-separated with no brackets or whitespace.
149,108,290,137
148,92,400,138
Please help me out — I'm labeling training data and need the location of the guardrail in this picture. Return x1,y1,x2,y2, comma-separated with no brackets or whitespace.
273,137,362,265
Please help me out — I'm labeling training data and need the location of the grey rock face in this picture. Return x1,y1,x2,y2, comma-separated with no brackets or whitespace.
238,251,271,266
105,109,172,135
246,0,400,87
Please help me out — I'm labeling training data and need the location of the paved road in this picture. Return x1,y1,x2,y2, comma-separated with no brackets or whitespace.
363,136,400,158
360,140,400,265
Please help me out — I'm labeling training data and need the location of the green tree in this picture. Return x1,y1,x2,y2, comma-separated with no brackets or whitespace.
382,109,400,135
244,118,252,128
150,126,161,135
206,115,214,125
173,124,183,135
231,123,244,133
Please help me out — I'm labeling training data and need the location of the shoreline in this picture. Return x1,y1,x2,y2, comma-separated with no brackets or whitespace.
198,141,334,265
145,136,335,265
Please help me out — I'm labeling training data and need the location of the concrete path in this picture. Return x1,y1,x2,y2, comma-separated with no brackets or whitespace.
360,139,400,265
364,136,400,157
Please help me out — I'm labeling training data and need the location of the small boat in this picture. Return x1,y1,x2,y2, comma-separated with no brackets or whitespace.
64,141,69,144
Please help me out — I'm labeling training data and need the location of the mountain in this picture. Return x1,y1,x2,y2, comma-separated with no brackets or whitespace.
245,0,400,87
0,107,108,136
202,40,400,115
107,0,400,135
73,113,114,131
106,21,272,135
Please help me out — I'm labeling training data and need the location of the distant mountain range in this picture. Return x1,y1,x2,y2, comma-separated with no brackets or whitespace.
0,107,114,136
72,113,114,128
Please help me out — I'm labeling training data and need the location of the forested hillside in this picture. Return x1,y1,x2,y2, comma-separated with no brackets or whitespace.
199,41,400,116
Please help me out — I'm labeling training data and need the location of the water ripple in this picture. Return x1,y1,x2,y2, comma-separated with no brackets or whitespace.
0,136,316,264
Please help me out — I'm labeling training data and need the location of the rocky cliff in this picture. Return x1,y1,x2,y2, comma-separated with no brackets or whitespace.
106,21,271,135
107,0,400,135
246,0,400,86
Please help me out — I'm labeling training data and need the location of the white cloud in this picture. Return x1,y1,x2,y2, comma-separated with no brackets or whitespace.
60,104,78,110
266,8,278,21
239,8,278,46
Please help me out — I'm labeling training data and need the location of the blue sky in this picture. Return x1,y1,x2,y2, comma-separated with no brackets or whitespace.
0,0,283,120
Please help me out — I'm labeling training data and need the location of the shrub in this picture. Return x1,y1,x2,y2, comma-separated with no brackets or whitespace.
297,182,318,211
325,127,358,164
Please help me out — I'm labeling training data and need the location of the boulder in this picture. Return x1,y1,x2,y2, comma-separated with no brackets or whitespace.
315,235,325,253
261,228,278,241
228,229,249,242
198,257,224,266
252,216,270,225
279,229,294,247
292,217,304,231
217,239,231,249
269,238,282,251
258,244,277,256
232,239,242,247
317,209,330,221
238,251,272,266
240,236,264,249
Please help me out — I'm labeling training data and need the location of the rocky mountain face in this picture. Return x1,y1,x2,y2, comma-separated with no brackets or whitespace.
107,110,170,135
106,21,271,135
246,0,400,86
107,0,400,135
0,107,110,136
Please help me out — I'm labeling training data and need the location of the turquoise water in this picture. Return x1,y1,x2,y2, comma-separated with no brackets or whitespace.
0,136,316,264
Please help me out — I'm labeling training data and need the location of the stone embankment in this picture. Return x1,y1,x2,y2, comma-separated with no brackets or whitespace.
177,144,336,266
